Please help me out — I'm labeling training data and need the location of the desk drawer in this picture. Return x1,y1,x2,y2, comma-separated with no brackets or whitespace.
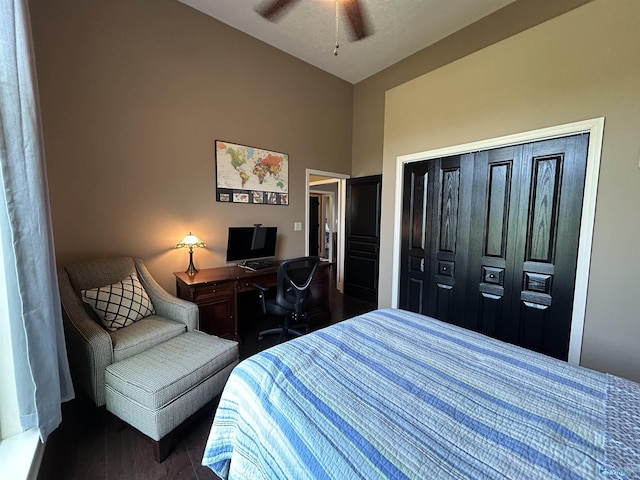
192,281,234,302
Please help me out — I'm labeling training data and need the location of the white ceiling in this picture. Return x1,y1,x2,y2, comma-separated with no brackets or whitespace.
178,0,516,84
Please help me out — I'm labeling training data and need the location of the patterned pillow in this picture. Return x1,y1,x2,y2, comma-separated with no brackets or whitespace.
81,273,155,331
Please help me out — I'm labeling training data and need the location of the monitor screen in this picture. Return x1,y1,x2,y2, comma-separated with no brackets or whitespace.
226,226,277,262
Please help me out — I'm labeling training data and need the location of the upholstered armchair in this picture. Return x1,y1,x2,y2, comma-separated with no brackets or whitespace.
58,257,198,407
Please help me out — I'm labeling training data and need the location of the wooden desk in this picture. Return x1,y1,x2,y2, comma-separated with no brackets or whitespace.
174,261,332,340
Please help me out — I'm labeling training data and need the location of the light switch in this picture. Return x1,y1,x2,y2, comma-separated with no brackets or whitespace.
294,222,302,231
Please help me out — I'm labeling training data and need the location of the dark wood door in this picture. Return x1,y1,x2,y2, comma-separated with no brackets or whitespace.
345,175,382,303
399,161,429,313
462,145,522,339
309,195,320,256
400,154,474,325
400,134,589,360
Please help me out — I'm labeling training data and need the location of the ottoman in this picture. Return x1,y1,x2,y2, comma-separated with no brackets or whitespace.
104,330,239,461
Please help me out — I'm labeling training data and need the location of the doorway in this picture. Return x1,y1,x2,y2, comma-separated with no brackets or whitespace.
305,169,349,292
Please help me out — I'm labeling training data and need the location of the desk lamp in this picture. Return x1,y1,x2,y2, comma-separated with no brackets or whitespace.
175,232,206,275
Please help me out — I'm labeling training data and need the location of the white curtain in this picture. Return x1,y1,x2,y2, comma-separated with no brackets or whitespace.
0,0,74,441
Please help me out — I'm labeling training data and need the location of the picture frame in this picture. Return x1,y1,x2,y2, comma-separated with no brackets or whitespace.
215,140,289,205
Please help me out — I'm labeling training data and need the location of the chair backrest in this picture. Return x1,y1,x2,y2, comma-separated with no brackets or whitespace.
275,257,320,314
64,257,136,295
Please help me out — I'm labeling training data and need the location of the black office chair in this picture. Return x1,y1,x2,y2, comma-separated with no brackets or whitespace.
255,256,320,341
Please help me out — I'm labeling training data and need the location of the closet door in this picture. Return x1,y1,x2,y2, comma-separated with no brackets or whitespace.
400,154,474,326
400,134,588,360
463,145,523,340
506,135,588,359
399,162,429,313
424,155,475,326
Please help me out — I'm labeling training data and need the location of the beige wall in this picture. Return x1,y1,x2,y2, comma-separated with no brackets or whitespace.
351,0,593,177
379,0,640,382
30,0,353,292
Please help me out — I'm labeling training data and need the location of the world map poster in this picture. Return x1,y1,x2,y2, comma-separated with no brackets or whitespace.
215,140,289,205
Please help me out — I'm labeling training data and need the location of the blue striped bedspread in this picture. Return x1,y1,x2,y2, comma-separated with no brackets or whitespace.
202,308,640,479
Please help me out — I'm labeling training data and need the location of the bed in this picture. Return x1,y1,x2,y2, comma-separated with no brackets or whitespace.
202,308,640,479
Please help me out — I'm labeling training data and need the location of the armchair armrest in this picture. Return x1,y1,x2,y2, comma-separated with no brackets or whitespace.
134,258,199,331
58,268,113,407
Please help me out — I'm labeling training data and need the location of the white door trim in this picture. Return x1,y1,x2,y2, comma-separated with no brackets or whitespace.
391,117,605,366
306,169,350,292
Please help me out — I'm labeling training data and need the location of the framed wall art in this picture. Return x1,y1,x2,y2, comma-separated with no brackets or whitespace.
215,140,289,205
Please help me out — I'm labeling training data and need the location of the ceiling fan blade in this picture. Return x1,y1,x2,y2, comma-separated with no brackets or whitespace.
343,0,371,40
255,0,301,21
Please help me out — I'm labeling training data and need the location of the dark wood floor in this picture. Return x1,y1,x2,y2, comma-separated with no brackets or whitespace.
37,287,375,480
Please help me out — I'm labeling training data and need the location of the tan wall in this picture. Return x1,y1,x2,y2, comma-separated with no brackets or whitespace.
379,0,640,382
30,0,353,292
351,0,594,177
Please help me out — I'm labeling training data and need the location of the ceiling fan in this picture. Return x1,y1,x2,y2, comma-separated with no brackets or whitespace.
255,0,372,41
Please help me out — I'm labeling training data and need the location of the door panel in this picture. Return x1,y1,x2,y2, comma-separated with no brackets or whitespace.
477,160,511,334
438,167,460,253
428,160,462,325
467,146,520,338
400,163,428,312
478,292,502,336
485,162,512,258
510,135,589,358
527,154,561,263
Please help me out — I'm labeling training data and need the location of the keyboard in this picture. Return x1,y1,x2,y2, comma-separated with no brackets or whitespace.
244,261,276,271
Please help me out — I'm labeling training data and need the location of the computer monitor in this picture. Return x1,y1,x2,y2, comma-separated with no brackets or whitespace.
225,225,277,262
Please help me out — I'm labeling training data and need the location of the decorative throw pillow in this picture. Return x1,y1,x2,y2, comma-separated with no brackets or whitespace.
81,273,155,331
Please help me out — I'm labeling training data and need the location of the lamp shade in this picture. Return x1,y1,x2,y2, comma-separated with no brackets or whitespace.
175,232,206,249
